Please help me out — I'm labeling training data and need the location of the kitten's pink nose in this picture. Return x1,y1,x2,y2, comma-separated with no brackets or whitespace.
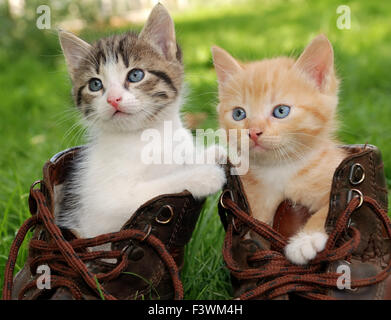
249,128,263,142
107,96,122,109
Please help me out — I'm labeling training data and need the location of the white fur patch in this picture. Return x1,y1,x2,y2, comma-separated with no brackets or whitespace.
57,118,226,239
284,231,328,265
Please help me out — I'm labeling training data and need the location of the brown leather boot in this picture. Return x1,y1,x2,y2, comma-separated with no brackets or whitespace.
3,147,204,300
218,163,290,300
219,144,391,300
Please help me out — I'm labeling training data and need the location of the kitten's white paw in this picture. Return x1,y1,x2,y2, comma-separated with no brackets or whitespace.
185,165,226,198
284,231,328,265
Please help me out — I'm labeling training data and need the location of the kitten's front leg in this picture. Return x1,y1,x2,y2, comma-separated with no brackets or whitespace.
284,205,329,265
141,164,226,200
182,164,226,198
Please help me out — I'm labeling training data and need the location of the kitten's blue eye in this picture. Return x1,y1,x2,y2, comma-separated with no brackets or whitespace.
232,107,246,121
88,78,103,92
128,69,145,82
272,105,291,119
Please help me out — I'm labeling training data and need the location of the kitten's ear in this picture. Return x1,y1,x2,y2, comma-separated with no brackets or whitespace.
212,46,242,85
139,3,177,61
59,30,91,81
294,34,336,93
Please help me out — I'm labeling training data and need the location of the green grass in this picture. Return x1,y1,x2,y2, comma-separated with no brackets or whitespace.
0,0,390,299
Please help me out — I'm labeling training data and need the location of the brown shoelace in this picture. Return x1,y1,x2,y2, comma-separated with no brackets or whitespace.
3,183,184,300
220,195,391,300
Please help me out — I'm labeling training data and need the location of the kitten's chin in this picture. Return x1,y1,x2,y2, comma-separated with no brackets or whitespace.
249,146,283,164
112,110,134,117
89,117,148,134
250,146,270,157
249,140,275,154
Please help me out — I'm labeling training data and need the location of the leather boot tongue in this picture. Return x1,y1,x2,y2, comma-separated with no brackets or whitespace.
272,200,312,238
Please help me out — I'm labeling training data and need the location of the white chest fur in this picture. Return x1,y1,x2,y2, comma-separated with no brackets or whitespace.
75,123,189,238
247,162,299,224
56,114,226,238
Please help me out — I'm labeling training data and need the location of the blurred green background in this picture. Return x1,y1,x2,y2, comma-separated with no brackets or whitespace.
0,0,390,299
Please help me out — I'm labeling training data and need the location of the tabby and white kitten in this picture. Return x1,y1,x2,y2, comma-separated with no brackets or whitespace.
56,4,225,238
212,35,346,265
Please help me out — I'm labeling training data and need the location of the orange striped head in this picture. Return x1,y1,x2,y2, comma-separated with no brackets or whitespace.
212,35,339,163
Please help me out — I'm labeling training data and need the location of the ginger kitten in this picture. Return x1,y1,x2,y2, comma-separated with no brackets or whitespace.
212,35,347,265
56,4,225,238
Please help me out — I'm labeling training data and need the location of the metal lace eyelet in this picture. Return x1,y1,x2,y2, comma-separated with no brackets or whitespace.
220,189,234,209
140,224,152,242
232,218,244,234
347,189,364,228
347,189,364,208
349,163,365,185
155,205,174,224
129,246,144,261
37,229,46,240
121,244,132,255
30,180,42,191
